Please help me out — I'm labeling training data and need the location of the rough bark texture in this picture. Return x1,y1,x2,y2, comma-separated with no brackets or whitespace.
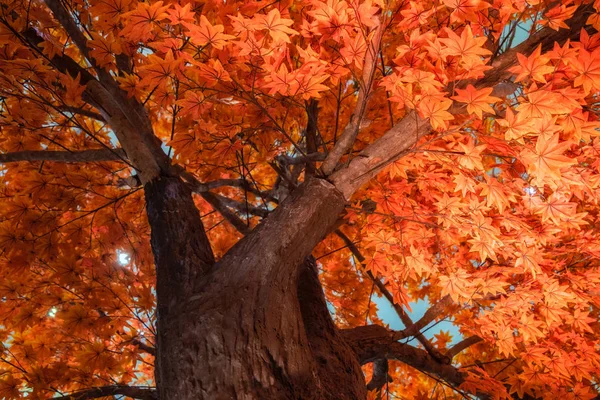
297,257,367,400
148,178,351,399
144,175,216,396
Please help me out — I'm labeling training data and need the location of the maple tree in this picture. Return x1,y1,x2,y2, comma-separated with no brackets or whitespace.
0,0,600,398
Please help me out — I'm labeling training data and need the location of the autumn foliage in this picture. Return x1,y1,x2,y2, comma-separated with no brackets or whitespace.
0,0,600,398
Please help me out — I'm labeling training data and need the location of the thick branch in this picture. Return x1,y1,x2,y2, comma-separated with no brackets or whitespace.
144,175,216,315
43,0,120,89
211,193,270,218
43,0,91,61
84,80,166,182
54,386,157,400
16,23,168,183
341,325,465,388
178,168,251,234
445,336,483,360
0,149,126,164
297,257,367,399
17,27,96,84
58,106,106,122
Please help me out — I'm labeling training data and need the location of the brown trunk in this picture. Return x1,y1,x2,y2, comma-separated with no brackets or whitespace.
145,177,366,399
144,175,216,394
297,257,367,400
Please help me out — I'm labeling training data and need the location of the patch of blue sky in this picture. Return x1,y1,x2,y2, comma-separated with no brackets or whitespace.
374,295,462,347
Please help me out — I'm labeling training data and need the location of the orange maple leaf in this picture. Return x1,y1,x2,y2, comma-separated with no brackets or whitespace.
88,32,121,68
521,133,575,185
452,84,500,118
182,16,236,49
255,9,298,44
509,45,554,83
573,48,600,94
440,25,491,67
121,1,170,42
417,96,453,130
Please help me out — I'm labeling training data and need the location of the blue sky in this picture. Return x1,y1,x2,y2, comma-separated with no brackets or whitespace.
374,295,461,346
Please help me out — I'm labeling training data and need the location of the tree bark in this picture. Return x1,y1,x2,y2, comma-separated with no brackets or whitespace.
297,257,367,399
147,177,353,399
144,175,216,395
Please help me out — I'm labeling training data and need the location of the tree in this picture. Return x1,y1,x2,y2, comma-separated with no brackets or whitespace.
0,0,599,398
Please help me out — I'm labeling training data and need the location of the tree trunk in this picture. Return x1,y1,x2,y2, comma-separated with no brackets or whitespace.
297,257,367,400
145,177,367,399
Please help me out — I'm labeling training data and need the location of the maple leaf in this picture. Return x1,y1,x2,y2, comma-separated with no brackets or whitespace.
90,0,130,23
438,268,472,302
167,3,195,25
532,192,578,225
565,308,595,334
468,234,498,262
452,84,500,118
518,89,564,119
182,16,236,49
138,50,184,89
0,375,21,399
255,9,298,44
88,32,121,68
453,173,477,197
521,133,575,185
495,326,516,357
121,1,170,42
196,59,232,85
296,66,330,99
442,0,489,23
476,277,507,297
340,33,367,69
366,252,390,276
264,64,300,96
573,48,600,94
543,279,575,306
177,91,206,119
514,245,542,278
509,45,554,83
404,245,432,277
440,25,491,67
479,175,511,213
457,139,487,171
356,0,380,29
417,96,453,130
542,4,577,31
309,0,352,41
